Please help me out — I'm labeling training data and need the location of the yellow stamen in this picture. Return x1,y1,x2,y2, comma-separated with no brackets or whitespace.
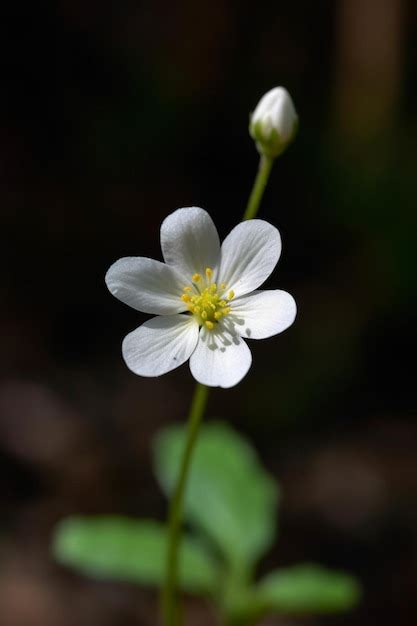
180,271,233,330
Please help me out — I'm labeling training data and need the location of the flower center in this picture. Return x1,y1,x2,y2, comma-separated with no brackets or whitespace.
181,267,234,330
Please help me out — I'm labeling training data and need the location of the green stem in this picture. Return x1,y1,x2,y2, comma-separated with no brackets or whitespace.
162,383,209,626
162,151,275,626
242,155,274,221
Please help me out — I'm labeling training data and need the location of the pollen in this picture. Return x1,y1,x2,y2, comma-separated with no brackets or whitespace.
181,269,233,330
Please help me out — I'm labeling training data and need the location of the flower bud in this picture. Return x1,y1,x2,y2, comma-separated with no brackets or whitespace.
249,87,298,158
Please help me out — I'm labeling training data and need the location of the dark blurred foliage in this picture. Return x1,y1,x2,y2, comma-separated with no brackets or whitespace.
1,0,417,624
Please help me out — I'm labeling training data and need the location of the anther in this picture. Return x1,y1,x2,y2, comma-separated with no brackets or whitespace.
183,270,233,328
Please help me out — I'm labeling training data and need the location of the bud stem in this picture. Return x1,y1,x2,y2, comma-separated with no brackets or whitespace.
242,155,274,221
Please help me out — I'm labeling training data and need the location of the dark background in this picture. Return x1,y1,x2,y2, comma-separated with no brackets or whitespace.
1,1,417,624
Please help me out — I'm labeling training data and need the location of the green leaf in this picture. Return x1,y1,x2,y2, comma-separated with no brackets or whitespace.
153,422,278,569
257,564,361,614
53,516,217,594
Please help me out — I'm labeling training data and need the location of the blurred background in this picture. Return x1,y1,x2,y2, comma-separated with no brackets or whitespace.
1,0,417,624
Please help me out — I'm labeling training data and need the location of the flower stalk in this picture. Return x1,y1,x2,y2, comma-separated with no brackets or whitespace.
162,153,277,626
162,383,209,626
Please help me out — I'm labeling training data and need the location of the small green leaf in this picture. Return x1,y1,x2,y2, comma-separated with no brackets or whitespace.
153,422,278,569
257,564,361,614
53,516,217,594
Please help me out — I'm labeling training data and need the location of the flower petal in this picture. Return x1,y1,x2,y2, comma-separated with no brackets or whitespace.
122,315,199,377
160,207,221,279
189,325,252,388
106,257,187,315
219,220,281,298
229,289,296,339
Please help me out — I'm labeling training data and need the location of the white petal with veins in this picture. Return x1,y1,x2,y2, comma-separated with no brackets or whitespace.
106,257,186,315
122,315,199,377
230,289,297,339
161,207,221,279
189,324,252,388
219,220,281,298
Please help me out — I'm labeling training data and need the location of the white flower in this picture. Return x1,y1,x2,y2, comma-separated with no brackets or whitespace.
105,207,296,389
250,87,298,158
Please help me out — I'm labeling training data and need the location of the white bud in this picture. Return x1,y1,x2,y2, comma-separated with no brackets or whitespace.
249,87,298,158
